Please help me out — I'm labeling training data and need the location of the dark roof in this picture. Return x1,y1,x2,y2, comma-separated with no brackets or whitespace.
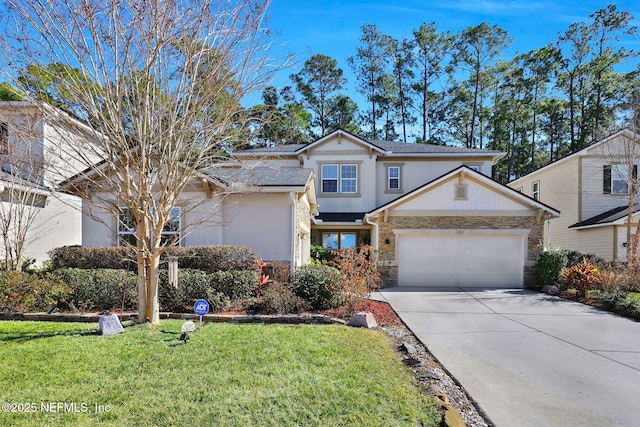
206,167,313,187
315,212,365,223
569,205,640,228
367,140,499,155
238,131,501,156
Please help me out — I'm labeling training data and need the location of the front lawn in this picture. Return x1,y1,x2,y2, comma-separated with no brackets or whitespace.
0,320,439,426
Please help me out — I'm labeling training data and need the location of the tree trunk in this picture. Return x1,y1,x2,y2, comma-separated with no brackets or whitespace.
147,249,161,325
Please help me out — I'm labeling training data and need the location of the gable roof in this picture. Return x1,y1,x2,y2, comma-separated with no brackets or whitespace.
569,205,640,229
510,128,640,186
237,128,504,159
368,165,560,217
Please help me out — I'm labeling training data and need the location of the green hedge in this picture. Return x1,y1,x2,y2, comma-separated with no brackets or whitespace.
50,245,260,273
51,268,137,311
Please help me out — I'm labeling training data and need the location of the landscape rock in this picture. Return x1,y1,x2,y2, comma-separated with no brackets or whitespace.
399,341,417,355
99,314,124,335
542,285,560,295
347,312,377,328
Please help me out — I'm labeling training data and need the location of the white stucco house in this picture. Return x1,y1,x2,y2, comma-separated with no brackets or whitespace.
509,128,640,262
56,126,559,288
0,101,88,265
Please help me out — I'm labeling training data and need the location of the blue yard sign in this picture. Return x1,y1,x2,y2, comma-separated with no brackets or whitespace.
194,299,209,317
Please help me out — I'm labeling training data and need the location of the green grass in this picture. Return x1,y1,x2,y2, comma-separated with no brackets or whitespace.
0,321,439,426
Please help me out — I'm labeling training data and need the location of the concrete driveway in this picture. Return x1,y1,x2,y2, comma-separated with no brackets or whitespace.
375,287,640,427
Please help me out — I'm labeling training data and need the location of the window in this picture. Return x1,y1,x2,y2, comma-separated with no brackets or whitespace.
0,123,8,156
465,164,480,172
388,166,400,190
321,164,357,194
532,181,540,200
604,165,637,195
322,232,357,250
321,164,338,193
118,207,181,246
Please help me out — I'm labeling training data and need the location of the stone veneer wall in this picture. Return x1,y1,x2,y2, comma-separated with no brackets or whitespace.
376,215,545,287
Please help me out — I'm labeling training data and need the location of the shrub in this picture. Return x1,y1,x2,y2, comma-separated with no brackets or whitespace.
255,282,310,314
562,259,599,298
158,269,210,312
534,250,569,288
51,268,137,311
310,245,336,264
291,264,342,310
598,290,640,319
330,245,381,315
209,270,259,301
0,272,71,313
50,245,260,273
50,246,136,271
163,246,260,272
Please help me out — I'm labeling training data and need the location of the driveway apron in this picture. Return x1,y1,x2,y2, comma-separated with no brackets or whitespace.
375,288,640,427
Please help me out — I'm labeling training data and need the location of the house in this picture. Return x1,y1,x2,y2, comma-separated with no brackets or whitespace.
59,127,559,287
0,101,88,265
509,129,640,262
235,130,559,287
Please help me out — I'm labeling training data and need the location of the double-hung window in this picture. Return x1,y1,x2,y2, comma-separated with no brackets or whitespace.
321,164,357,194
532,181,540,200
388,166,400,190
117,206,181,246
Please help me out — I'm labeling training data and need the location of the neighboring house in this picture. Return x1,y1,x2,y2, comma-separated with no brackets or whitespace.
59,127,559,287
509,129,640,262
236,130,559,287
0,101,88,265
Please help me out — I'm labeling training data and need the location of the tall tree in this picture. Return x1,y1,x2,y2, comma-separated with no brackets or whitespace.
411,22,451,143
387,37,415,142
325,94,360,135
348,23,391,139
248,86,311,146
0,0,282,324
450,23,512,148
290,54,346,137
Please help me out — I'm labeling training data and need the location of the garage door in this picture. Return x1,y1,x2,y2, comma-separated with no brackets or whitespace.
397,232,524,287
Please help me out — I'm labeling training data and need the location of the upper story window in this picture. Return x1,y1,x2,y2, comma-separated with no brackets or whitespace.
0,123,8,156
532,181,540,200
388,166,400,190
603,164,637,195
465,164,480,172
321,164,357,194
118,206,181,247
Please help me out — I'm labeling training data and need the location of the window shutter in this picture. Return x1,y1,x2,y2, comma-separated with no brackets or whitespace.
603,165,611,194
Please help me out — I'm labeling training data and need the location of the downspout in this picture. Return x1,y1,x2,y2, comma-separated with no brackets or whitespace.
290,192,297,274
364,213,378,252
546,218,551,251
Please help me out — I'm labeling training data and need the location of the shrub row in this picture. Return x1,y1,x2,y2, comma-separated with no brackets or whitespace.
50,245,260,273
0,271,71,313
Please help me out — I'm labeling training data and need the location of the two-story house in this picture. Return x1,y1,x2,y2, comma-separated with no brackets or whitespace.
65,128,559,287
509,128,640,262
0,101,94,266
235,130,559,287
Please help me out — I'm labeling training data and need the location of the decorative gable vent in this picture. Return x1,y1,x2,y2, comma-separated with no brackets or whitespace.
455,184,468,200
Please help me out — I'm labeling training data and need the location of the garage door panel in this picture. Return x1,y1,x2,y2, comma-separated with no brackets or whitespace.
398,233,524,288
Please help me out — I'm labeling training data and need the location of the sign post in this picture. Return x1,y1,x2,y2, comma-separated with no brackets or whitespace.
194,299,209,323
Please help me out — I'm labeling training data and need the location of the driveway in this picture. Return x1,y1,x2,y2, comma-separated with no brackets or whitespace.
375,287,640,427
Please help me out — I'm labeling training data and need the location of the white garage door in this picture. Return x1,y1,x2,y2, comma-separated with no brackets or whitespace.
397,232,524,288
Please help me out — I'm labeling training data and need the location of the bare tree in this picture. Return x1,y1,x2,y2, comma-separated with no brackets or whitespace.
0,0,283,324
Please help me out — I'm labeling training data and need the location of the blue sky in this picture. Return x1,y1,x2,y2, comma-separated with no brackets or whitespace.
262,0,640,104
